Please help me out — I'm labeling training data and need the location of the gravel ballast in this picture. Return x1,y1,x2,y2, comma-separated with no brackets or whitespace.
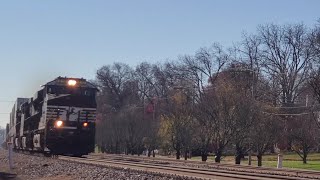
0,148,196,180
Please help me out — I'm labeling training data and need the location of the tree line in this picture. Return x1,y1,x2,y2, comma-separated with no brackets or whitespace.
95,20,320,166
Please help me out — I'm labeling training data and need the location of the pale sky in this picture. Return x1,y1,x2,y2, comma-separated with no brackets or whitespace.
0,0,319,127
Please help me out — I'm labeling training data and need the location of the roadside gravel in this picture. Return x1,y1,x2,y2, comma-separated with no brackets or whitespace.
0,149,198,180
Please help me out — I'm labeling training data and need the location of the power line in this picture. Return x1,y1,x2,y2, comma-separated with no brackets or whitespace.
262,111,313,116
270,106,311,109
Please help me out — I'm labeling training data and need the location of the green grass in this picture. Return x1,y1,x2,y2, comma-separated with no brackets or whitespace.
189,153,320,171
260,153,320,161
257,161,320,171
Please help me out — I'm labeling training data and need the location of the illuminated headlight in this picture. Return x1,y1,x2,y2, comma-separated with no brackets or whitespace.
68,79,77,86
83,122,88,127
55,120,63,127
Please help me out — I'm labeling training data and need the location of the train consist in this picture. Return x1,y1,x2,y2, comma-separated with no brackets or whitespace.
7,77,98,156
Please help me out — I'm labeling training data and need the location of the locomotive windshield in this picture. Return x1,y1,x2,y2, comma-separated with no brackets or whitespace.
45,77,97,96
44,78,98,108
47,86,96,97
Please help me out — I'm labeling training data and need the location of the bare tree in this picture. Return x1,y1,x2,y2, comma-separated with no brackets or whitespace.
96,63,143,154
309,19,320,57
222,63,259,164
257,23,315,106
119,107,145,155
309,20,320,128
159,89,195,160
251,112,280,166
288,112,319,164
180,44,228,162
198,73,239,163
96,63,135,110
135,62,163,157
233,91,258,165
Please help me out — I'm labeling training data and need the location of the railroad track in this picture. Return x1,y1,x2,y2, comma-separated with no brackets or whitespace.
87,153,320,179
59,155,317,180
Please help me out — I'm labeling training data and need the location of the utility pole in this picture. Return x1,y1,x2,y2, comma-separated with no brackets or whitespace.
7,141,13,169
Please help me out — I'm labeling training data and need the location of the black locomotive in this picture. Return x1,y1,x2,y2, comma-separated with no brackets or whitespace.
7,77,98,156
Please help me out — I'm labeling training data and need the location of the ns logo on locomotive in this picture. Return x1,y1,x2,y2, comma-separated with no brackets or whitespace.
7,77,98,157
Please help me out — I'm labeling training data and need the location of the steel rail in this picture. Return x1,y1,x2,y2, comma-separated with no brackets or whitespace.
88,153,320,179
59,155,311,180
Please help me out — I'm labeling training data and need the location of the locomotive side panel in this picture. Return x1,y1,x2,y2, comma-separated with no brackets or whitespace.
8,98,29,148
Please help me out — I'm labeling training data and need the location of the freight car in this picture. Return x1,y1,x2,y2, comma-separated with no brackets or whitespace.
7,77,98,156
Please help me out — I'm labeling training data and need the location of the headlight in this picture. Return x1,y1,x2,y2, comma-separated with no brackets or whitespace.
68,79,77,86
55,120,63,127
83,122,88,127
